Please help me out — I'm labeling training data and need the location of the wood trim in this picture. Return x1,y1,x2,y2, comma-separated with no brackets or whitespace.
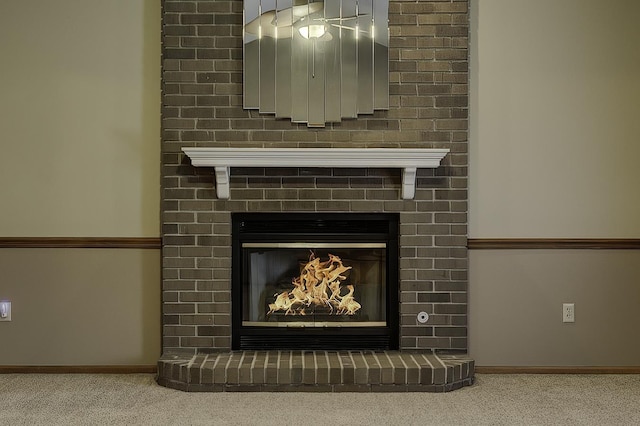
475,366,640,374
0,365,157,374
0,237,161,249
6,365,638,375
182,147,449,200
467,238,640,250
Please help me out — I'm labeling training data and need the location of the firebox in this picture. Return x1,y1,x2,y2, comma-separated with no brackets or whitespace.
231,213,399,350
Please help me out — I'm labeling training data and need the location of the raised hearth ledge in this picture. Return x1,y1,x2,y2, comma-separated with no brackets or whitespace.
157,351,474,392
181,147,450,200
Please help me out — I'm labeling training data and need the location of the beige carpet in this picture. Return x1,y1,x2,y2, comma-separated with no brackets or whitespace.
1,373,639,425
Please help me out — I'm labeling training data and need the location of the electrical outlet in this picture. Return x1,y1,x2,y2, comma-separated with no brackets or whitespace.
0,301,11,321
563,303,574,323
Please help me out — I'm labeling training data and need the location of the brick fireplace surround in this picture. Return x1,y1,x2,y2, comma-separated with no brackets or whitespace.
158,0,474,391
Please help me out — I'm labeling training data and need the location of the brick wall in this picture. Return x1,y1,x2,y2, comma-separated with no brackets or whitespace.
161,0,469,354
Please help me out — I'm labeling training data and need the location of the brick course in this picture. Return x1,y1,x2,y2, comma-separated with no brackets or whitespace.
161,0,469,354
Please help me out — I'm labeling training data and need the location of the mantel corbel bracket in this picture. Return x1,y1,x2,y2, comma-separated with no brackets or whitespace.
182,148,449,200
401,167,418,200
214,167,230,200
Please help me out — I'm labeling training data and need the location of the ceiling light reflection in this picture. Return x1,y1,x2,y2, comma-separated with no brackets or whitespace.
298,24,327,39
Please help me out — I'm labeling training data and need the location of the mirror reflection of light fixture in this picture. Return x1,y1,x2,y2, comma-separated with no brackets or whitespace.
243,0,389,127
298,23,326,39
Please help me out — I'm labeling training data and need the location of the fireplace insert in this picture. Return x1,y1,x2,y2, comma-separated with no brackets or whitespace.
231,213,399,350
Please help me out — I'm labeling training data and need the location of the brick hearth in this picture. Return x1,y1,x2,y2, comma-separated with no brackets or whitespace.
158,351,474,392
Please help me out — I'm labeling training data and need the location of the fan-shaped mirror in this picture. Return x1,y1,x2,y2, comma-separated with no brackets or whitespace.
243,0,389,127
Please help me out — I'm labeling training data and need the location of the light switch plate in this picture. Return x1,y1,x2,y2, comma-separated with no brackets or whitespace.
0,301,11,321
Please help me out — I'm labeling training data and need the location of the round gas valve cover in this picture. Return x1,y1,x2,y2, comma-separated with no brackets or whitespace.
417,311,429,324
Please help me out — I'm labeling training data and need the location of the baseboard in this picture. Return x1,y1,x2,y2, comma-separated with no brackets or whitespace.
475,366,640,374
4,365,638,375
0,365,157,374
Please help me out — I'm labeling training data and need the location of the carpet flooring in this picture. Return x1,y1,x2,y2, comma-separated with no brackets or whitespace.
1,373,638,425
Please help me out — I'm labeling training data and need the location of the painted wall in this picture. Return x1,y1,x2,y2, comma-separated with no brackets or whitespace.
0,1,161,366
469,0,640,366
0,0,160,237
2,0,638,367
0,249,160,365
469,250,640,366
469,0,640,238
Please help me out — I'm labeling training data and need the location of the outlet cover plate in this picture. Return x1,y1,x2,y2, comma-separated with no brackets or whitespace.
563,303,575,323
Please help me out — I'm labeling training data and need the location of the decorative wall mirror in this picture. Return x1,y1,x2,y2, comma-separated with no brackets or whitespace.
243,0,389,127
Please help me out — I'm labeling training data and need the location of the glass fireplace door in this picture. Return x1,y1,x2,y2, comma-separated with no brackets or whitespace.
242,243,387,328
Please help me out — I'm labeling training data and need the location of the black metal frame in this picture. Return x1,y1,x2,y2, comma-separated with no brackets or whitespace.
231,212,399,350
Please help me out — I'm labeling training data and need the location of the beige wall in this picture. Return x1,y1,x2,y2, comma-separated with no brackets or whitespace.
0,0,160,237
469,0,640,366
0,1,160,366
0,249,160,365
470,0,640,239
469,250,640,366
3,0,639,367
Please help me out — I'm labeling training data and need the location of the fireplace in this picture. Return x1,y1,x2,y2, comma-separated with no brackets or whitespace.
232,213,399,350
158,0,473,393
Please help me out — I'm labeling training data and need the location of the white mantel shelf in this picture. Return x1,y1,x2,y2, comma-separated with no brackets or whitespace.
181,147,450,200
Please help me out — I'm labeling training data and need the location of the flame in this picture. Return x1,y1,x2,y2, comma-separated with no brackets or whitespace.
268,252,362,316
